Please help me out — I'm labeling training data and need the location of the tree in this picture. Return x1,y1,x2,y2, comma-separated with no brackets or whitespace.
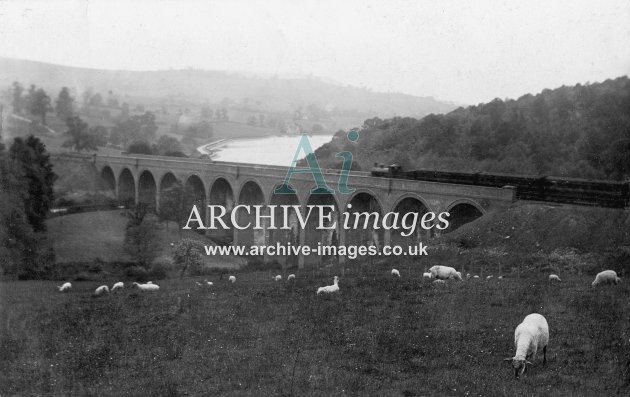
55,87,74,120
127,140,154,154
158,181,196,235
172,238,203,278
89,93,103,107
111,111,158,148
62,116,106,152
8,136,56,232
155,135,183,156
11,82,24,114
29,88,53,125
123,204,161,267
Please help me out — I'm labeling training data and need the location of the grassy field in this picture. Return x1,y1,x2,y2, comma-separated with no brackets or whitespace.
1,264,628,396
47,211,245,268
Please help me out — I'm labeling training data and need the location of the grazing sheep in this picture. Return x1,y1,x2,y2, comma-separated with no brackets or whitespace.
498,276,504,279
195,281,202,286
204,279,213,286
473,275,480,279
274,275,282,281
432,279,446,285
486,275,494,280
57,282,72,292
228,275,236,283
504,313,549,379
316,276,339,294
592,270,621,286
111,282,124,292
422,272,432,279
132,282,160,291
429,265,462,280
94,285,110,296
548,274,561,283
466,273,471,279
391,269,401,277
287,274,296,281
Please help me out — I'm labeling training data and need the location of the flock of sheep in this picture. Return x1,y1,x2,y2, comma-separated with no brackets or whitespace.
55,264,622,379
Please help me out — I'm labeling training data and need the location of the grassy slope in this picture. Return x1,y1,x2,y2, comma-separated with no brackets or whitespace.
445,203,630,254
47,211,244,268
0,268,628,395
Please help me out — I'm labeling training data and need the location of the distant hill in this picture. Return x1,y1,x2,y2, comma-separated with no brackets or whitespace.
0,57,456,118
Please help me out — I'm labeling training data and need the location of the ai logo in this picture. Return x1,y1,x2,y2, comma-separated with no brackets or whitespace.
275,130,359,195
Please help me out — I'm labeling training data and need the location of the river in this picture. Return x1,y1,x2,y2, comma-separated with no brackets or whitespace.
198,134,334,166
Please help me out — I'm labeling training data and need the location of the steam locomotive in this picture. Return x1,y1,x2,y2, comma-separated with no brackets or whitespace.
370,164,630,208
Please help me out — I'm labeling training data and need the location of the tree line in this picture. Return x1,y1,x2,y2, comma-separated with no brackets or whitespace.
5,82,211,156
313,76,630,181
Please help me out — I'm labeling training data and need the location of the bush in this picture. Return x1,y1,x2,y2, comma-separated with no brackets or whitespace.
148,262,168,280
73,271,97,282
124,266,149,282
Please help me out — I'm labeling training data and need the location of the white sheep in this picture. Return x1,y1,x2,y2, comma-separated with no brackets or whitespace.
422,272,432,279
287,274,296,281
504,313,549,379
132,282,160,291
592,270,621,286
316,276,339,294
391,269,400,277
228,275,236,283
473,275,480,279
94,285,110,296
274,275,282,281
111,282,124,292
432,279,446,285
57,282,72,292
429,265,462,280
498,276,504,279
486,275,494,280
548,274,561,283
204,279,213,286
466,273,471,279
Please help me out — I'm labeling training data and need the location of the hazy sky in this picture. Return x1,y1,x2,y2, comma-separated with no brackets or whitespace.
0,0,628,104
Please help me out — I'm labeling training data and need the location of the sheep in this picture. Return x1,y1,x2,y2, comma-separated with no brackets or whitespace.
429,265,462,280
504,313,549,379
498,276,504,279
486,275,494,280
195,281,202,286
111,282,124,292
473,275,480,279
592,270,621,286
274,275,282,281
204,279,213,286
316,276,339,294
57,282,72,292
466,273,471,279
287,274,296,281
432,279,446,285
132,282,160,291
228,275,236,283
422,272,432,279
391,269,400,277
94,285,110,296
548,274,562,283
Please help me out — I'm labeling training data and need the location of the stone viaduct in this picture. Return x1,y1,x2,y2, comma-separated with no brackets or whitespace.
76,154,516,267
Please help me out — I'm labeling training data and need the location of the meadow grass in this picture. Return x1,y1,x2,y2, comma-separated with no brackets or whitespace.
1,264,628,396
